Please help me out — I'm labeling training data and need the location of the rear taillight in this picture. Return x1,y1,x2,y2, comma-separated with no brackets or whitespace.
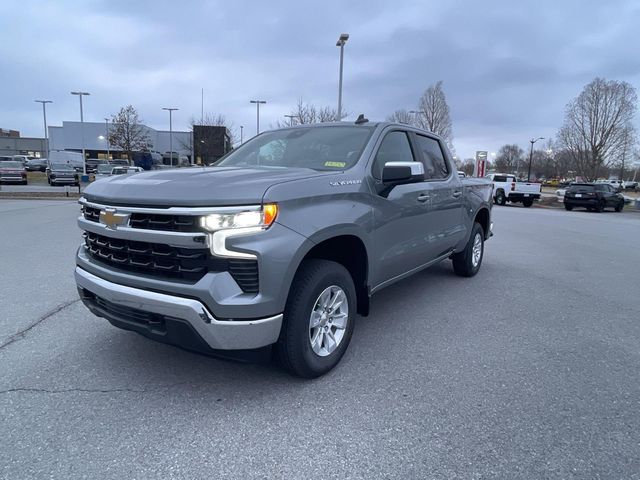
511,182,516,191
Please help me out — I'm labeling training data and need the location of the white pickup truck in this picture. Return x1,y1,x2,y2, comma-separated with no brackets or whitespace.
487,173,542,208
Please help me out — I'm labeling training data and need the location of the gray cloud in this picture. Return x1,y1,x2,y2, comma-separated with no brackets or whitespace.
1,0,638,159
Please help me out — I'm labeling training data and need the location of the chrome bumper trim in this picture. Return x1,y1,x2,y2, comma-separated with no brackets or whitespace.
75,267,283,350
79,197,260,216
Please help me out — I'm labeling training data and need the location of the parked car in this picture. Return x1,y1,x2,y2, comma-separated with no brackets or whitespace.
0,161,28,184
486,173,542,207
25,158,49,172
95,164,115,178
48,150,85,172
0,155,15,163
12,155,35,166
111,166,143,175
564,183,624,212
457,171,466,178
47,163,80,186
108,159,130,166
75,120,494,378
85,158,109,174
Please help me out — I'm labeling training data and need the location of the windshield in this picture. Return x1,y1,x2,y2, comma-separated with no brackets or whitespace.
1,162,23,169
51,163,74,171
217,126,374,171
97,165,113,173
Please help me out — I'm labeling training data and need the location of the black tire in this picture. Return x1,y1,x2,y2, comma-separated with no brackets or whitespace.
615,201,624,212
595,199,605,212
495,190,506,206
275,259,356,378
522,198,533,208
564,204,573,211
452,222,485,277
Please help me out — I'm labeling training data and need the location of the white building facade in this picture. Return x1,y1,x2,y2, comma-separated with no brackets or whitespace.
48,121,192,159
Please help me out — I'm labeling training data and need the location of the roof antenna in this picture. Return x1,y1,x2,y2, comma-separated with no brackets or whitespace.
355,114,369,125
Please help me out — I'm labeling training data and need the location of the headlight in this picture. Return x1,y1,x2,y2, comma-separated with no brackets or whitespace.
199,204,277,232
199,204,278,259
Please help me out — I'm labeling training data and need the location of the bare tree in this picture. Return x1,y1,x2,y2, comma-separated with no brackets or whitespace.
108,105,151,160
275,99,347,128
416,81,453,149
494,144,524,174
387,109,417,125
557,77,637,181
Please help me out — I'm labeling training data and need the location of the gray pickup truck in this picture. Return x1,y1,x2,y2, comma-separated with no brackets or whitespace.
75,120,493,377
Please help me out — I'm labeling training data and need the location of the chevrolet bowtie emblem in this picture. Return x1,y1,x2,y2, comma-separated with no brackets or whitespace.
99,208,129,230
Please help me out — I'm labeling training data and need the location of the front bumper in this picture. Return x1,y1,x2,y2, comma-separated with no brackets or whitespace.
51,176,77,184
75,267,283,350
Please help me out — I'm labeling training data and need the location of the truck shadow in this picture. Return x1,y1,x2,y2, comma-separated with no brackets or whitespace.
90,259,472,390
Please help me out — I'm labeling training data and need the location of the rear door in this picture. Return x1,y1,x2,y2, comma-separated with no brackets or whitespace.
411,133,466,258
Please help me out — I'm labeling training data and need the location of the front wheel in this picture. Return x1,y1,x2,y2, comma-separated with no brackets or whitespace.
452,222,484,277
275,259,356,378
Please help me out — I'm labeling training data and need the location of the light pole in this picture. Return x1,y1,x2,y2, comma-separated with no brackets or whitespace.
284,114,300,126
240,125,244,144
250,100,266,135
104,117,110,160
527,136,544,182
336,33,349,121
162,107,178,166
35,100,52,158
71,91,90,174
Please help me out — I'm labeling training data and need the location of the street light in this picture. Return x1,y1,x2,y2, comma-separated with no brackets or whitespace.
104,117,110,160
71,91,90,174
35,100,52,158
336,33,349,121
250,100,266,135
284,114,300,126
527,136,544,182
240,125,244,144
162,107,178,166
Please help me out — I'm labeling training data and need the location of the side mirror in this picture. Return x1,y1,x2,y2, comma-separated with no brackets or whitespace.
382,161,425,185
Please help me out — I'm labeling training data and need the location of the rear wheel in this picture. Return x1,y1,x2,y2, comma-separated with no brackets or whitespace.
615,201,624,212
495,190,506,206
452,222,484,277
275,259,356,378
595,199,605,212
564,204,573,211
522,198,533,208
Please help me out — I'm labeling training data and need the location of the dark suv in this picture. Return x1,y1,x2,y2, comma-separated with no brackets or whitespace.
564,183,624,212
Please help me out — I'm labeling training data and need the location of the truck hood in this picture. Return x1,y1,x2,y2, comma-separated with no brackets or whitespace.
83,166,328,206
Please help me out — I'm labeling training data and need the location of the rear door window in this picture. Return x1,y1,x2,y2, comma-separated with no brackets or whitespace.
493,175,509,182
414,135,449,180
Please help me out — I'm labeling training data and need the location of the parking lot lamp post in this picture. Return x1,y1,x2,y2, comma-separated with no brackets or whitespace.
284,114,300,126
104,118,110,160
71,92,90,174
240,125,244,144
35,100,52,158
162,107,178,166
250,100,266,135
527,137,544,182
336,33,349,121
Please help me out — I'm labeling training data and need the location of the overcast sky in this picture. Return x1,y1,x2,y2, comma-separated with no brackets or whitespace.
1,0,639,159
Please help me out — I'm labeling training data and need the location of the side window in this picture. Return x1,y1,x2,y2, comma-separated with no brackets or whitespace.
414,135,449,180
372,131,415,179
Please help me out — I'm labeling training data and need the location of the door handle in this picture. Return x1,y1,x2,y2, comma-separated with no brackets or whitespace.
452,190,463,198
417,194,429,202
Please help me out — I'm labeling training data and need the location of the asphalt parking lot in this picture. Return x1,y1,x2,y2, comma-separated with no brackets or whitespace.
1,200,639,479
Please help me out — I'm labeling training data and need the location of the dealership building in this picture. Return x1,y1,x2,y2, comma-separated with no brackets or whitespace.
48,121,193,160
1,128,48,157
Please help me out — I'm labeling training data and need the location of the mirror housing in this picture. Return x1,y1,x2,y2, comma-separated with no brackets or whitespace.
382,161,425,185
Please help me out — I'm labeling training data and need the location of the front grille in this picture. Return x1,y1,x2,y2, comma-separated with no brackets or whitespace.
129,213,199,232
83,232,259,292
84,232,209,281
82,206,201,232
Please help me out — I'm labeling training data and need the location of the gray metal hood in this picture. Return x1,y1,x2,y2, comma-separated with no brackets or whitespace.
82,166,325,207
